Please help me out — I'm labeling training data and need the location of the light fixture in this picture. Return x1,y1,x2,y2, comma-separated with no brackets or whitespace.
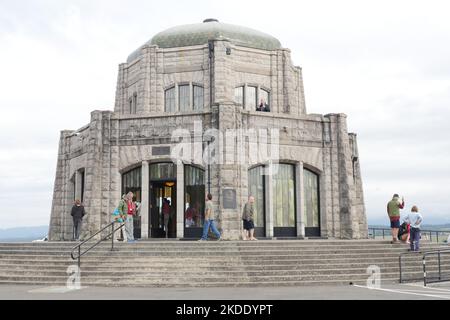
165,182,175,187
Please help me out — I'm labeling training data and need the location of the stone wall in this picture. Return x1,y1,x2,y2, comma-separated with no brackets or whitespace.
114,41,306,116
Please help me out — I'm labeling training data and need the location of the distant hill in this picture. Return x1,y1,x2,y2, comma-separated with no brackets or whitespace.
0,226,48,242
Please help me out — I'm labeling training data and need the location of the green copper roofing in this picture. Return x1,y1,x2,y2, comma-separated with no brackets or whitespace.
127,19,281,62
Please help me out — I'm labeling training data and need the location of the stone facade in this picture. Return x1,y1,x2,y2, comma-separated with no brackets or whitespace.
48,20,367,241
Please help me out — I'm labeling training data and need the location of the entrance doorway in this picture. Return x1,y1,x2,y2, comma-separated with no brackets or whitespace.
150,181,176,238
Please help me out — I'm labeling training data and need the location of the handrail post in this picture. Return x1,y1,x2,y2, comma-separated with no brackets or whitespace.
382,229,385,239
423,256,427,287
111,222,115,251
78,246,81,268
438,252,441,281
399,255,403,283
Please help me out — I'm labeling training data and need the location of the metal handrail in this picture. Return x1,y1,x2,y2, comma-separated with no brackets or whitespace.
399,248,450,285
423,249,450,286
70,221,125,267
369,227,450,243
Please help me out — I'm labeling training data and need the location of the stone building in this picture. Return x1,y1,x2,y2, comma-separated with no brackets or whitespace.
48,19,368,241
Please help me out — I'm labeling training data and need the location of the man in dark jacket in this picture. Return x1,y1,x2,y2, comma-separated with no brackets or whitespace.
71,199,85,240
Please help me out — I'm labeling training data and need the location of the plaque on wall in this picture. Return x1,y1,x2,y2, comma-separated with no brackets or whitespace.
152,146,170,156
222,189,237,209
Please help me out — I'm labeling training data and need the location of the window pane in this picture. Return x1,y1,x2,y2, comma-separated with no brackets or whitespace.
165,87,175,112
133,94,137,114
179,85,190,111
248,166,265,227
184,165,205,228
273,164,295,227
193,86,204,110
304,169,320,228
149,163,175,180
129,98,133,114
234,86,244,106
246,86,257,110
122,167,142,202
260,89,269,107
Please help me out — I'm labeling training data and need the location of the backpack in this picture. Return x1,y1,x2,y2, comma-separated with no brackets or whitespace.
112,207,123,223
398,222,408,239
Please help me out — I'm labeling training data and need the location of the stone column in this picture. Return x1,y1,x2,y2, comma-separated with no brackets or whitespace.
296,162,305,238
176,163,184,238
140,161,149,238
264,170,274,238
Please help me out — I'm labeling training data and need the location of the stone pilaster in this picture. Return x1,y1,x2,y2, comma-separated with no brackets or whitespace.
296,162,305,238
349,133,368,238
264,172,274,238
333,113,361,239
140,161,149,238
176,163,185,238
49,130,72,241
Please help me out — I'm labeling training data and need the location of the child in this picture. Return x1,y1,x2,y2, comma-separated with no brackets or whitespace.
402,206,423,252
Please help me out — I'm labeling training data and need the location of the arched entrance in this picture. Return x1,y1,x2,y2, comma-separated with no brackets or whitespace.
273,163,296,237
149,162,176,238
183,165,205,238
122,166,142,239
303,168,321,237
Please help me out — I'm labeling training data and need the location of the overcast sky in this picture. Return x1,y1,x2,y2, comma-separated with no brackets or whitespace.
0,0,449,228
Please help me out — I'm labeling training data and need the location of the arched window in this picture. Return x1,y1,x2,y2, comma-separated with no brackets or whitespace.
273,164,296,235
260,89,269,106
234,86,244,106
184,165,205,233
303,168,320,234
193,85,204,110
246,86,257,110
165,87,176,112
178,84,190,111
132,93,137,114
248,166,266,236
122,166,142,201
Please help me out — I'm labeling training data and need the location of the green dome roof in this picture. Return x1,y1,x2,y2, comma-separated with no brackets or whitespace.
127,19,281,62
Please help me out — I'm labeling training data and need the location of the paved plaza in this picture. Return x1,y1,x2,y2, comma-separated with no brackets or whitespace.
1,283,450,300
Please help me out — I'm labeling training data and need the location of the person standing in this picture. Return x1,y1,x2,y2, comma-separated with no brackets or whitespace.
71,199,85,241
242,196,257,241
117,194,129,242
402,206,423,252
162,198,171,238
199,193,221,241
125,191,136,243
387,194,405,244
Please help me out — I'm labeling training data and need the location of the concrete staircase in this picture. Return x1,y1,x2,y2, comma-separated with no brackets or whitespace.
0,240,448,287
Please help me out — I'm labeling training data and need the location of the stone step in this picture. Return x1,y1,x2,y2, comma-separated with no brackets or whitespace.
0,239,444,287
2,256,449,267
0,245,442,254
0,241,440,249
0,278,399,287
1,265,447,278
0,258,450,270
0,271,426,284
